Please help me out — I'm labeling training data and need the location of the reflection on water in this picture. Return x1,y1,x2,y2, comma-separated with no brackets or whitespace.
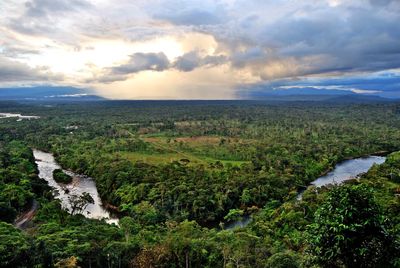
0,113,40,120
311,156,386,187
33,149,118,224
227,155,387,229
224,216,251,230
297,155,386,200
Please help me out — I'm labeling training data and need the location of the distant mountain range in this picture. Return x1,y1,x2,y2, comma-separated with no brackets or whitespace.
0,86,104,101
0,86,396,104
243,87,395,103
251,94,392,103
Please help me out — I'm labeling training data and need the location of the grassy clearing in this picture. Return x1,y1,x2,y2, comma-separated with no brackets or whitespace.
117,131,253,165
116,135,251,166
117,151,250,166
117,151,196,164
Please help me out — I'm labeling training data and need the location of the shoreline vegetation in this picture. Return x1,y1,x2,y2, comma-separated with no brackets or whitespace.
52,169,73,184
308,150,390,185
37,145,393,228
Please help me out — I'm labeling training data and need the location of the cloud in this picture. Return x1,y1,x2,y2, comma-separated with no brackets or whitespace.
369,0,399,7
277,85,382,94
45,93,88,98
221,3,400,81
110,52,170,75
173,52,199,72
89,52,170,83
94,65,240,100
156,8,223,26
1,45,40,58
92,50,227,83
1,0,400,98
173,51,227,72
239,70,400,99
6,0,92,40
0,57,63,82
24,0,91,18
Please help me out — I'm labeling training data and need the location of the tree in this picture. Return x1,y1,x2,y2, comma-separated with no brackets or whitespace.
307,184,398,267
0,222,32,267
119,216,138,242
68,192,94,215
54,256,80,268
223,209,244,222
266,251,300,268
131,201,159,226
53,169,73,184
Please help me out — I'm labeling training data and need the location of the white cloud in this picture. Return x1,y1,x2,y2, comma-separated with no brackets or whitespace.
277,85,382,94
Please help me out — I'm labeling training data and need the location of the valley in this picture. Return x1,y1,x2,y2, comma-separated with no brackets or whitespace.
1,100,400,267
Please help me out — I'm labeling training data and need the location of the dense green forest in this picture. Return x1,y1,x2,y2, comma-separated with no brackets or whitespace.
1,100,400,267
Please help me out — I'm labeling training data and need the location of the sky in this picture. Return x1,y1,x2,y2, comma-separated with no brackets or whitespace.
0,0,400,99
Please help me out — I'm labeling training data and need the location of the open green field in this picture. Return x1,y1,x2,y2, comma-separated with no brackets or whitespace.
134,135,252,165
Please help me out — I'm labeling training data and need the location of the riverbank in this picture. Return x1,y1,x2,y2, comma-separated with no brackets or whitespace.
224,154,388,230
33,149,118,224
14,199,39,229
297,155,386,201
302,150,391,188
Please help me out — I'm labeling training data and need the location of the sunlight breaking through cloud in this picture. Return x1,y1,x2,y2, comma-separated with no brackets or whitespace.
0,0,399,99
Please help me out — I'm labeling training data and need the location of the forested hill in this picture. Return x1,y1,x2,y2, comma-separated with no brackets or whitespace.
1,101,400,267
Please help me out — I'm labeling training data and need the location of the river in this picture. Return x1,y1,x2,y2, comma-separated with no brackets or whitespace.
226,155,386,230
32,149,386,229
0,113,40,120
33,149,118,224
296,155,386,200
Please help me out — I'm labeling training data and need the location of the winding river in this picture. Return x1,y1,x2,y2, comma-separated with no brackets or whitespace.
296,155,386,200
32,149,386,229
0,113,40,120
33,149,118,224
226,155,386,230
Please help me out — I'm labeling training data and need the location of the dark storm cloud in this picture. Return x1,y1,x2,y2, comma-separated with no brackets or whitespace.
231,47,266,68
94,52,171,83
95,51,227,82
173,52,199,72
271,7,400,59
209,2,400,80
110,52,170,75
173,51,227,72
239,71,400,99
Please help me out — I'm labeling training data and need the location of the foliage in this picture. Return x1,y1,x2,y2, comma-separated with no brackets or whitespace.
0,140,47,222
0,222,31,267
1,100,400,267
68,192,95,215
54,256,80,268
53,169,73,184
224,208,244,222
266,251,300,268
307,184,397,267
